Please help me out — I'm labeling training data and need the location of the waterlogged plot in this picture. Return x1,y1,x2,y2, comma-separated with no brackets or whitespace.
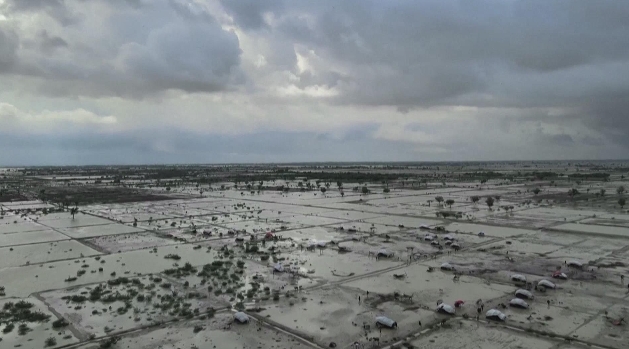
553,223,629,237
41,275,219,338
0,240,101,268
84,232,181,253
410,322,556,349
446,222,538,238
36,214,114,228
0,297,80,349
0,230,69,247
0,221,48,234
0,244,219,298
75,313,317,349
364,216,442,228
59,223,144,239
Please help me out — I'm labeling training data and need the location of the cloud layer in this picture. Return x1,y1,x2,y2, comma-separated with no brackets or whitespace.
1,0,628,164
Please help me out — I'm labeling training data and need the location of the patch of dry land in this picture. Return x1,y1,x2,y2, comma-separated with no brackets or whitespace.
2,162,629,349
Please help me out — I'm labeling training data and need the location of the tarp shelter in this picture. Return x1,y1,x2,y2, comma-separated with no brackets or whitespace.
441,263,454,271
445,240,453,246
511,274,527,283
454,300,465,307
437,303,455,315
316,241,328,247
552,271,568,279
509,298,529,309
451,242,461,249
443,234,455,241
234,312,249,323
377,249,394,258
420,224,431,230
424,234,435,241
568,260,583,268
538,279,556,289
375,316,397,328
515,289,534,300
486,309,507,321
273,263,284,272
431,240,440,246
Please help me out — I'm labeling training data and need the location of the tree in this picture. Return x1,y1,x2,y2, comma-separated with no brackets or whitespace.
619,198,626,209
470,196,480,205
445,199,455,209
494,196,501,201
533,188,540,195
485,196,494,210
362,186,369,194
435,196,444,206
568,188,579,199
600,188,606,196
618,186,626,195
383,188,390,193
320,187,327,194
340,191,345,197
336,181,342,189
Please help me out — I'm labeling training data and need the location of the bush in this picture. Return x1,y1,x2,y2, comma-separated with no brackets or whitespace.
52,318,70,329
45,337,57,347
2,323,14,333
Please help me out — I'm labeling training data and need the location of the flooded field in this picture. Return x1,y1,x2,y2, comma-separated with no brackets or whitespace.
1,162,628,348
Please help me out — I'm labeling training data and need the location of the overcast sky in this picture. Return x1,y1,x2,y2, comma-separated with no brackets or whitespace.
1,0,628,165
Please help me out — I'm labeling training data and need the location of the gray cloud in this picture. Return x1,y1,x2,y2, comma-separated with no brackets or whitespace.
0,0,244,98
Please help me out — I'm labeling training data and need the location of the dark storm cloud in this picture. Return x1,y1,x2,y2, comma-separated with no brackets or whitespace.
0,26,19,72
221,0,629,147
220,0,284,30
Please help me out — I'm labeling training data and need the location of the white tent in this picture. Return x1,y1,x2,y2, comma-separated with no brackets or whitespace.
436,303,455,315
424,234,435,241
509,298,529,309
234,312,249,323
445,240,453,246
486,309,507,321
443,234,455,241
515,289,534,300
553,272,568,280
377,249,394,257
511,274,527,283
567,260,583,268
441,262,454,271
273,263,284,272
431,240,440,246
375,316,397,328
451,242,461,249
420,224,431,230
538,279,556,289
316,241,328,247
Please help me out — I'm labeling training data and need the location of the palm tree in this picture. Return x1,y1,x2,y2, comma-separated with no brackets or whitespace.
533,188,540,195
70,207,78,219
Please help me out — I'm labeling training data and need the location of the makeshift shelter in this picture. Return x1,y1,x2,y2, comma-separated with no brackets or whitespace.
567,260,583,268
451,242,461,249
375,316,397,328
511,274,527,283
515,289,534,300
431,240,440,246
486,309,507,321
234,312,249,323
437,303,455,315
552,271,568,280
444,240,453,246
440,262,454,271
420,224,431,230
424,234,435,241
273,263,284,273
538,279,556,289
509,298,529,309
443,234,455,241
377,249,394,258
